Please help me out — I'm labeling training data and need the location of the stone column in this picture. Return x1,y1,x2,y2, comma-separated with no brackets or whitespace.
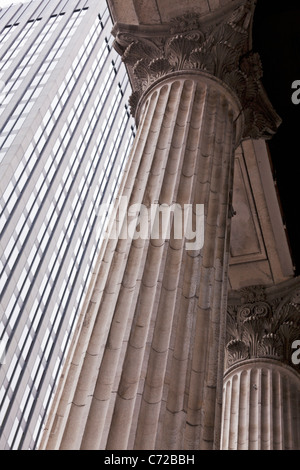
221,282,300,449
40,1,280,450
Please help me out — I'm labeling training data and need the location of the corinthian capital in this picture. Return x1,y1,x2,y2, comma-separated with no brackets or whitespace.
112,0,281,140
226,281,300,372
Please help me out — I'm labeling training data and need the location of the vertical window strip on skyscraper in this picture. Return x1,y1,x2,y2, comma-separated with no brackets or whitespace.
0,9,90,154
0,15,105,241
0,6,110,309
0,21,113,299
0,12,107,226
0,22,19,46
0,19,41,77
0,15,64,117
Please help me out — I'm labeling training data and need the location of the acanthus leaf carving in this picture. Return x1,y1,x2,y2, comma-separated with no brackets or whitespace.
133,58,152,90
128,90,141,116
188,46,215,72
258,332,283,359
227,339,249,364
166,34,201,70
148,57,174,81
123,37,163,66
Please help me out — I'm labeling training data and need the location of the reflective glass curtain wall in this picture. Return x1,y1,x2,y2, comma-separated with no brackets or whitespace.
0,0,135,449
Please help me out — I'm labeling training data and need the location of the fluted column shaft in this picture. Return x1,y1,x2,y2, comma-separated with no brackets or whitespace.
221,360,300,450
40,2,282,451
42,71,242,450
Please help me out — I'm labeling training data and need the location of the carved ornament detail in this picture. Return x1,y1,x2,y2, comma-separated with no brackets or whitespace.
226,284,300,372
113,1,280,140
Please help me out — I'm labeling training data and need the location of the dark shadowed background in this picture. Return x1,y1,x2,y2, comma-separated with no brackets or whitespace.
253,0,300,275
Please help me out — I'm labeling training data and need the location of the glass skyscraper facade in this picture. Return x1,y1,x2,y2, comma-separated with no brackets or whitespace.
0,0,135,449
